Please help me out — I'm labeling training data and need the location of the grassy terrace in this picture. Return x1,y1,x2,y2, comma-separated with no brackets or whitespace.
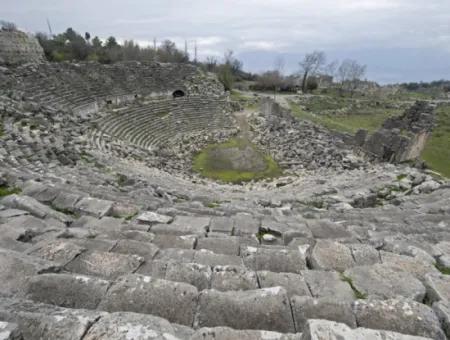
193,138,281,184
288,100,400,134
422,104,450,177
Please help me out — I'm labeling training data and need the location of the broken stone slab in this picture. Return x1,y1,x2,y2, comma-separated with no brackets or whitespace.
0,321,21,340
110,239,159,260
257,271,311,298
65,250,144,280
196,236,240,256
83,311,193,340
165,261,212,291
193,249,243,267
241,246,306,274
1,194,72,224
70,238,116,252
22,273,110,309
233,213,260,236
25,239,85,266
0,208,29,219
301,270,355,301
22,180,60,203
136,211,173,225
424,273,450,303
0,248,60,296
150,215,210,236
209,216,235,235
119,230,155,243
308,240,355,271
74,196,114,218
51,191,81,213
433,301,450,338
98,274,198,326
301,319,432,340
0,297,103,340
380,251,439,281
306,219,352,240
349,244,380,266
109,203,139,219
291,296,356,332
195,287,295,333
153,248,196,263
353,298,446,340
151,234,196,249
210,266,258,291
191,327,301,340
344,264,426,301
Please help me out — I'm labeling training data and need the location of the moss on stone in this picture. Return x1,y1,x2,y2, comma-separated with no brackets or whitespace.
340,273,368,299
0,185,21,197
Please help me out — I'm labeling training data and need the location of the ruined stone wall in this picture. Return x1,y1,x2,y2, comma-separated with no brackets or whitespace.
356,101,435,162
0,30,44,66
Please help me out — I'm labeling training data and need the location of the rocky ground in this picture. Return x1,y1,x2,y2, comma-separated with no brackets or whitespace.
0,65,450,339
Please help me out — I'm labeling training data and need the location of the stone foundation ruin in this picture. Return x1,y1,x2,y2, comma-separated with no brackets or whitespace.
0,30,449,340
0,29,44,66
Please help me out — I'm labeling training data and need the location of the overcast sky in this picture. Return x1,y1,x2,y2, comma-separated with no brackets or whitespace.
2,0,450,83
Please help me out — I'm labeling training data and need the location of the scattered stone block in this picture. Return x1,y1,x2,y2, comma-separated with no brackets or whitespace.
210,266,258,291
193,249,242,267
257,271,310,298
196,236,240,256
380,251,440,281
74,197,114,218
110,239,159,260
301,270,355,301
23,273,109,309
65,251,143,280
136,211,173,225
424,273,450,303
344,264,426,301
151,215,210,236
164,261,212,291
151,234,196,249
349,244,380,266
233,213,260,236
291,296,356,332
195,287,295,332
354,298,446,340
308,240,355,271
306,219,352,239
209,216,234,235
25,239,85,266
241,246,306,274
98,274,198,326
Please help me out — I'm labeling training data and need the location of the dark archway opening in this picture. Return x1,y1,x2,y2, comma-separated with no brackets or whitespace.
172,90,185,98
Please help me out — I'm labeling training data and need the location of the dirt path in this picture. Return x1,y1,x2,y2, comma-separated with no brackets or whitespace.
233,108,255,140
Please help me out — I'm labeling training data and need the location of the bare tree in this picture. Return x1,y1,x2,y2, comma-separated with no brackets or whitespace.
337,59,367,96
0,20,17,31
324,60,339,78
205,56,218,72
299,51,326,93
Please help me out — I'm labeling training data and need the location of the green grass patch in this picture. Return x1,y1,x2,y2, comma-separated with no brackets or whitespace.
192,138,282,184
421,104,450,178
436,263,450,275
0,185,21,197
289,101,399,134
155,111,169,118
340,274,368,299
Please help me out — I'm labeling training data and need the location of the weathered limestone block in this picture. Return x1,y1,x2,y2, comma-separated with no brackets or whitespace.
349,244,380,266
52,191,82,213
110,239,159,260
151,216,210,236
308,240,355,271
291,296,356,332
306,219,352,239
380,251,439,281
152,234,196,249
301,270,355,301
164,261,212,291
0,248,60,296
119,230,155,243
153,248,195,263
74,197,114,218
1,194,72,224
195,287,295,332
209,216,235,235
25,239,85,266
193,249,242,267
257,271,310,298
23,273,110,309
424,273,450,303
433,301,450,338
191,327,301,340
83,311,193,340
233,213,260,236
210,266,258,291
302,319,432,340
241,246,306,274
136,211,173,225
344,264,426,301
22,181,60,203
98,274,198,326
354,298,446,340
196,236,240,255
65,251,143,280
